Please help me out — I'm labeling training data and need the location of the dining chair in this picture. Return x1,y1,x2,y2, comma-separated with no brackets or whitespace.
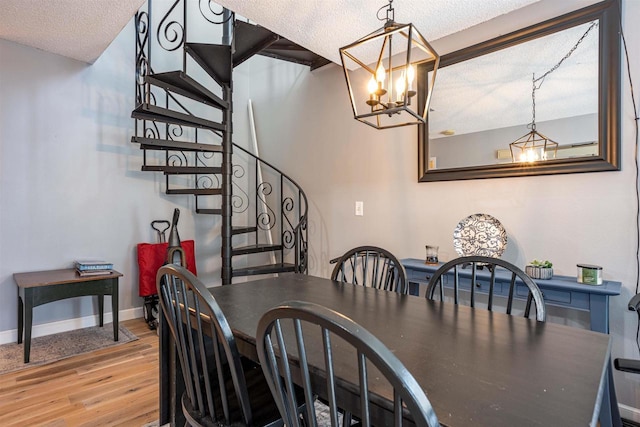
256,300,440,427
157,264,292,427
330,245,408,294
426,255,546,321
615,293,640,373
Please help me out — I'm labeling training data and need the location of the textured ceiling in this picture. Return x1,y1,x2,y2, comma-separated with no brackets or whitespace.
0,0,603,136
0,0,145,63
0,0,601,65
213,0,602,63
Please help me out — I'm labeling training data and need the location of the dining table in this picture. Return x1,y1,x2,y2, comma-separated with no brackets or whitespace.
158,274,618,427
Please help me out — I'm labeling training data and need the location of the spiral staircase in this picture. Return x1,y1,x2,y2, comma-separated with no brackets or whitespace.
132,2,329,284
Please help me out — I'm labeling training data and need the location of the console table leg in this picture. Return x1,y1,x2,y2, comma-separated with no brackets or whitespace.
590,295,609,334
17,296,23,344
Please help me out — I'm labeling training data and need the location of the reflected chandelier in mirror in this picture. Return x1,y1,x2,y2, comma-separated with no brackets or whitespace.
417,0,620,182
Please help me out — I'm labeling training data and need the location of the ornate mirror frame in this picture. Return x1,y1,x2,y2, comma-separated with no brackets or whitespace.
418,0,621,182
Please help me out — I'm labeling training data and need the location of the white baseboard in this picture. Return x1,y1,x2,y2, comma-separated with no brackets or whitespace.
0,308,144,345
620,403,640,423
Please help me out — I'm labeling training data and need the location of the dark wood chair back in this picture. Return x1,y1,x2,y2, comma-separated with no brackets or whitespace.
330,245,408,294
156,264,283,427
426,256,546,321
256,300,440,427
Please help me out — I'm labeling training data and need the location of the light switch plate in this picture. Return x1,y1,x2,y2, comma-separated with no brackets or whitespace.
355,201,364,216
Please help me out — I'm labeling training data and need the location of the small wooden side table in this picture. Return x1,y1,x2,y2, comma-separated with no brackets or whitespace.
13,268,122,363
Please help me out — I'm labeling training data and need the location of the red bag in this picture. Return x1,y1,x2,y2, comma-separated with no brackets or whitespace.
137,240,197,297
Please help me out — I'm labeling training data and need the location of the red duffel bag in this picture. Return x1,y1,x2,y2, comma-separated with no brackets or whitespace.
136,240,197,297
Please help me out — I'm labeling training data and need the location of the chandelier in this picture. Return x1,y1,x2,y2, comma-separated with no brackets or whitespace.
509,74,559,163
339,0,439,130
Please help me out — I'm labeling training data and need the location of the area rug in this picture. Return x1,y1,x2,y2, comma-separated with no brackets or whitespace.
0,324,137,375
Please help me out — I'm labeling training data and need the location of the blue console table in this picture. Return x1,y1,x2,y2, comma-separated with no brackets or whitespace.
402,258,622,333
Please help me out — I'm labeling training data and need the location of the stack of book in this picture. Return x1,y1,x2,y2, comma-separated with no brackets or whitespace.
75,260,114,277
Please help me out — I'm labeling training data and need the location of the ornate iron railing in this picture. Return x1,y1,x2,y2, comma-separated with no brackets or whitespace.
232,143,308,273
133,0,309,277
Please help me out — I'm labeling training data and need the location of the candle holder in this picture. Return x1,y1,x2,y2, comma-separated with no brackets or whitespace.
425,245,439,265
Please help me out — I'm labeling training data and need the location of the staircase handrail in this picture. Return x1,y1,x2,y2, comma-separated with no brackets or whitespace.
232,142,308,224
232,142,308,272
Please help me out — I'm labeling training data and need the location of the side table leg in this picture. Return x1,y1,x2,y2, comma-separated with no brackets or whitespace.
17,296,23,344
98,295,104,327
24,295,33,363
112,280,119,341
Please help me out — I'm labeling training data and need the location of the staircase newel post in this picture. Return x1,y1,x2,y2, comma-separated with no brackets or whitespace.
221,8,233,285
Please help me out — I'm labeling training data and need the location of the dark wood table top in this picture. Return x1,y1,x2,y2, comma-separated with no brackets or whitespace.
208,274,611,427
13,268,123,288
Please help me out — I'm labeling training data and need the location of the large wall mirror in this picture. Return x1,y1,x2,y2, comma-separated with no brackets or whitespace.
418,0,620,182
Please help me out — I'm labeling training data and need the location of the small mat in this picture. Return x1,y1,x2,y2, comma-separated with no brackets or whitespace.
0,324,137,375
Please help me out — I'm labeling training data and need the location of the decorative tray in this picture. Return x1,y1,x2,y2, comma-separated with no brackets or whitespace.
453,213,507,258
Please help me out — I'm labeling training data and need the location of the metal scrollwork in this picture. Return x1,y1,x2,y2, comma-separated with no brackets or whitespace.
168,124,183,140
199,0,233,24
283,230,294,249
158,0,185,52
231,164,248,213
282,196,295,214
197,176,214,189
135,11,149,105
144,122,159,139
167,152,187,167
257,182,276,230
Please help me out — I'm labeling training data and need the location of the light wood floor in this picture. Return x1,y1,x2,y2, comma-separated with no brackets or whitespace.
0,318,159,427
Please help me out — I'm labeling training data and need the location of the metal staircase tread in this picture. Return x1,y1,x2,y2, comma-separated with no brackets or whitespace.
185,43,232,86
196,208,222,215
132,136,223,153
233,21,279,67
260,39,333,70
231,225,258,235
141,165,221,174
132,104,225,131
162,166,222,175
231,243,283,256
232,263,296,277
166,188,222,196
146,71,228,109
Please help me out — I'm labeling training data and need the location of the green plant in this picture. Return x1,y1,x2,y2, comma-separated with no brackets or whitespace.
530,259,553,268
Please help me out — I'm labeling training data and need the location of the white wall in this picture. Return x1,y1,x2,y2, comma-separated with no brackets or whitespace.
0,16,227,336
240,0,640,415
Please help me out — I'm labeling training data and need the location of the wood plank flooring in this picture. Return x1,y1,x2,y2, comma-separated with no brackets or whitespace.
0,318,159,427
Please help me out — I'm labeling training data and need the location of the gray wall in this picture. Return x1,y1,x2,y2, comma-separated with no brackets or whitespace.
237,1,640,416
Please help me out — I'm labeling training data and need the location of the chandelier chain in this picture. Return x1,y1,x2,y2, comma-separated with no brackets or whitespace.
530,21,598,129
534,21,598,89
377,0,394,23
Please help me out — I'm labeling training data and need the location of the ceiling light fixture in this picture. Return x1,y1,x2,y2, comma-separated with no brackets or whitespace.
339,0,439,130
509,73,559,164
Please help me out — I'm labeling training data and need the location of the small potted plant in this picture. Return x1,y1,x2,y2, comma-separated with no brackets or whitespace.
526,259,553,280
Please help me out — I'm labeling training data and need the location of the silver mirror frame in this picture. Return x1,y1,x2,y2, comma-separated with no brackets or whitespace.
418,0,621,182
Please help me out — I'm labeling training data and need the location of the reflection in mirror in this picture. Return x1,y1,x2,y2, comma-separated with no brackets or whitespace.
418,0,620,182
429,21,598,169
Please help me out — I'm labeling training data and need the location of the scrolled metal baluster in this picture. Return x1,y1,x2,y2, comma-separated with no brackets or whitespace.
231,164,248,213
144,120,160,139
197,176,214,190
158,0,185,52
167,124,183,140
167,153,186,167
199,0,234,24
257,182,276,231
